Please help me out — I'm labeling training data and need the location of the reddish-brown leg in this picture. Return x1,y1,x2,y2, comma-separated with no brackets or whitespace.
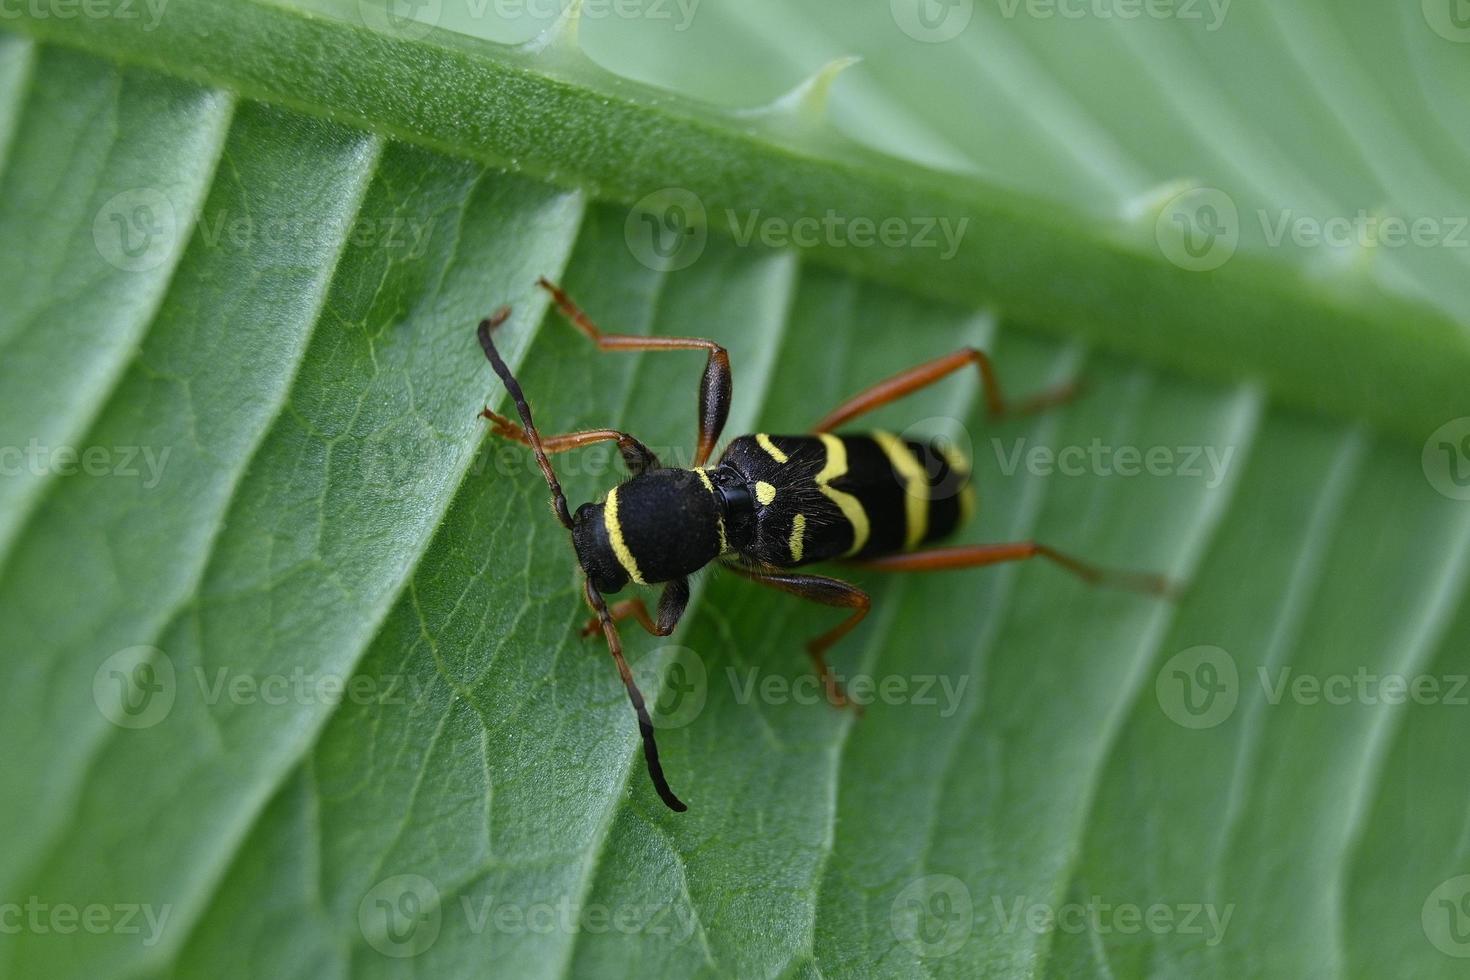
584,598,659,638
538,277,731,466
813,347,1075,433
580,579,691,638
722,563,871,713
481,409,660,474
853,542,1174,596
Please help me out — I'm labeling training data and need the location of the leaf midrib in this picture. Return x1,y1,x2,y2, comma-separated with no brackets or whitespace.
3,5,1467,443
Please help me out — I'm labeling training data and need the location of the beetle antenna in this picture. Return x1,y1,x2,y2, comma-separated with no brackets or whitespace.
477,307,573,529
479,307,687,812
585,578,688,812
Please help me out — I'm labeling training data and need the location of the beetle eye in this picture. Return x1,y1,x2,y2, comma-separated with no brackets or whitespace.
573,502,596,523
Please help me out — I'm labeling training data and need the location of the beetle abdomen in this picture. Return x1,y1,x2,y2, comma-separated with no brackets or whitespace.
718,432,975,568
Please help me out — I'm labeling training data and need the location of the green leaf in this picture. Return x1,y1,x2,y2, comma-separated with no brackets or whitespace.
6,0,1469,441
2,4,1469,980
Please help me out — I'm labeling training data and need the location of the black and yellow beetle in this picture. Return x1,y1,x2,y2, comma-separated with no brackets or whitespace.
478,278,1169,812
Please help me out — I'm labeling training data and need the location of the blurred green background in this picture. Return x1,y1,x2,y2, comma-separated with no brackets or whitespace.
1,2,1469,978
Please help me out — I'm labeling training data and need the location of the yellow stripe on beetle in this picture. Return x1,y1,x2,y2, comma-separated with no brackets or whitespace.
756,433,789,464
873,431,929,550
755,481,777,506
815,433,870,556
694,467,729,554
603,486,646,584
937,442,977,527
789,513,806,563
